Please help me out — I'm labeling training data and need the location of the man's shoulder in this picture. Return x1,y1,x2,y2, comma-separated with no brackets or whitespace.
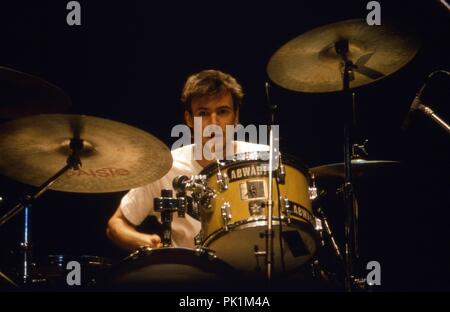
171,143,194,160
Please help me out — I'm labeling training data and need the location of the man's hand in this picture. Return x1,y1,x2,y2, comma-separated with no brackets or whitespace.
147,234,162,248
107,207,164,251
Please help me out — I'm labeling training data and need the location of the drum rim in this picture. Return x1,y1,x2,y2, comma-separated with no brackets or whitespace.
200,151,310,178
112,247,233,272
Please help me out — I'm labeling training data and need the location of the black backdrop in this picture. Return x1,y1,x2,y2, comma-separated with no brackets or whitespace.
0,0,449,291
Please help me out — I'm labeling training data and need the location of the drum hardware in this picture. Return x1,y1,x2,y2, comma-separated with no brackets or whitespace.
313,191,344,264
0,67,70,287
267,18,418,290
215,160,229,192
194,230,204,246
0,137,83,284
28,255,112,289
0,270,19,289
0,113,173,288
220,202,232,230
402,70,450,134
264,81,279,280
154,189,187,247
352,140,369,160
253,245,265,272
276,157,286,185
173,174,216,212
278,196,293,224
308,174,318,200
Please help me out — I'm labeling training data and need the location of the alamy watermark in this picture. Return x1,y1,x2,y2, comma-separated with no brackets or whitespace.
171,117,279,163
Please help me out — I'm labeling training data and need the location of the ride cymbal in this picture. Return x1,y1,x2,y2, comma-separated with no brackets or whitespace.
267,19,419,93
0,114,173,193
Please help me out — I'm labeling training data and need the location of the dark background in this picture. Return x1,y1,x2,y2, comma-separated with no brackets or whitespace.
0,0,449,291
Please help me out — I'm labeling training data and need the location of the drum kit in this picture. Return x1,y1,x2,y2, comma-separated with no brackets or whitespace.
0,18,446,291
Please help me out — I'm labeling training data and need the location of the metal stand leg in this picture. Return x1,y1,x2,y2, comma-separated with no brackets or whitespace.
0,270,18,289
21,206,31,284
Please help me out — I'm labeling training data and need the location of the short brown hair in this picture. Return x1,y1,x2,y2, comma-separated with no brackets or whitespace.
181,69,244,113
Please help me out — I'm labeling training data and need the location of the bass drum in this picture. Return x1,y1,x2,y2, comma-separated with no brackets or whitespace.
106,247,237,291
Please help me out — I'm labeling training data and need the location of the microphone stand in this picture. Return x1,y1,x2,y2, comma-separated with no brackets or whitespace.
417,103,450,134
405,70,450,134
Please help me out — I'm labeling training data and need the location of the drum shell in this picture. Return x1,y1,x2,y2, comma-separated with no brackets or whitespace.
198,152,318,274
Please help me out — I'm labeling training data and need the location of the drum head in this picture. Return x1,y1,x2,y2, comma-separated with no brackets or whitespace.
204,219,318,276
106,247,237,291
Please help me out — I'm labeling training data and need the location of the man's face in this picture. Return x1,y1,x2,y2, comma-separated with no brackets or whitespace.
184,91,239,149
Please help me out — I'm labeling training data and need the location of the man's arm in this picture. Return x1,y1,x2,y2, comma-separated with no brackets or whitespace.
107,206,161,252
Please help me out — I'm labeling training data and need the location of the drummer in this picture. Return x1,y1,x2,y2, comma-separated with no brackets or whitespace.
107,69,268,251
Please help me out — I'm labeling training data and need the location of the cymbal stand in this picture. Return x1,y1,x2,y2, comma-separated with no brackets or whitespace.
335,39,359,291
262,82,284,280
0,138,82,284
314,191,344,264
0,196,19,289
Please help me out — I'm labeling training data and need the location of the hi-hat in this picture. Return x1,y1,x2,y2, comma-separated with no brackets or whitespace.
0,67,71,119
310,159,400,179
267,19,419,93
0,114,173,193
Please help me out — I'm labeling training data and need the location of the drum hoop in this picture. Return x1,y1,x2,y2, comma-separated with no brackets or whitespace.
122,246,214,263
108,247,235,282
200,152,310,178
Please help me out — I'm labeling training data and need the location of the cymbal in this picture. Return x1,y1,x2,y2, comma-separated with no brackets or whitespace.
267,19,419,93
0,67,71,119
310,159,400,179
0,114,173,193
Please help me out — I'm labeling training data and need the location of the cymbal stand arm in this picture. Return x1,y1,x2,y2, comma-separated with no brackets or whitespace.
0,138,82,228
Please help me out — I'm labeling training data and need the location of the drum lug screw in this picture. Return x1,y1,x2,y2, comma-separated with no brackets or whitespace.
221,202,232,228
216,171,229,192
194,230,204,246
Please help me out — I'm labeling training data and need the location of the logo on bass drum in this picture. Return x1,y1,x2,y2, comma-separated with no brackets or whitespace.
227,164,269,182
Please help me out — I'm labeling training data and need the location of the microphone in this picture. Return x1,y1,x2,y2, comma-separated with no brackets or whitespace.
402,83,426,131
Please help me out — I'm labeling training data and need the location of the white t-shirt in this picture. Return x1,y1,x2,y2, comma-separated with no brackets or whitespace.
120,141,269,248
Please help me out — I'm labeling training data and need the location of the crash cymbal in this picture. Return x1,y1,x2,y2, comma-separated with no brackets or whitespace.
310,159,400,179
0,114,173,193
267,19,419,93
0,67,71,119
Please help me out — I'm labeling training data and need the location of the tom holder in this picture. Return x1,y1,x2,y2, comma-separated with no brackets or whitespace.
153,189,186,247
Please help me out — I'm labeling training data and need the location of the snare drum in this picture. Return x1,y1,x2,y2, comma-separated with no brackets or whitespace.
106,247,236,291
197,151,318,275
